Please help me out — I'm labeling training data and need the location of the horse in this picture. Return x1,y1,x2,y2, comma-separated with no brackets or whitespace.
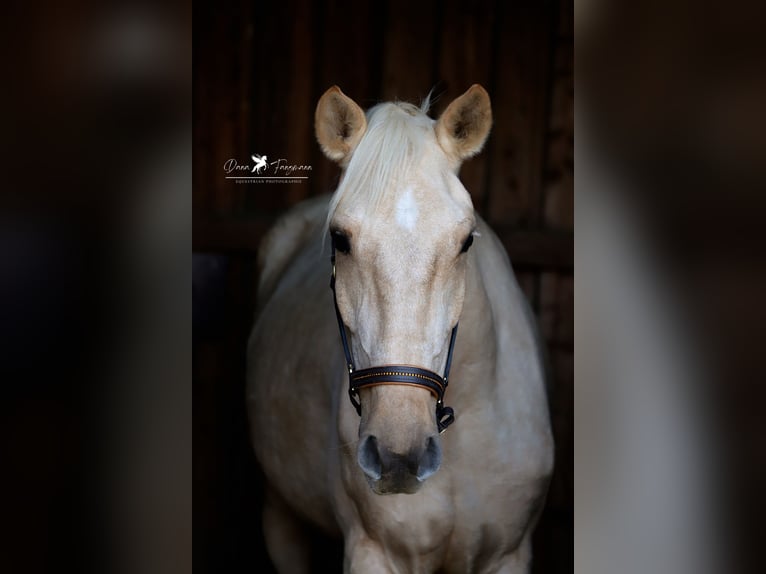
246,85,554,573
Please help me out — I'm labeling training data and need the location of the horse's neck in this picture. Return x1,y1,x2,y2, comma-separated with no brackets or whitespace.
448,250,500,407
453,228,550,446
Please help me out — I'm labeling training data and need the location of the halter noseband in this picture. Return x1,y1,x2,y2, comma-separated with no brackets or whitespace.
330,238,457,433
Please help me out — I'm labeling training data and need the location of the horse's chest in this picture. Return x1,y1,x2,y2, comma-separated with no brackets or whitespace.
447,471,542,565
441,430,549,570
353,438,546,572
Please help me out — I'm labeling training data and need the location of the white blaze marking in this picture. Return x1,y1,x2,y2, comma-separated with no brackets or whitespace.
395,188,419,230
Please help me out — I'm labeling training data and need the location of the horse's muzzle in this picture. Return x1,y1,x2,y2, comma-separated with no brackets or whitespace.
357,434,442,495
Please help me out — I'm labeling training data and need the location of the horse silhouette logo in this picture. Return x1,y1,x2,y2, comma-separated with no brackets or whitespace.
251,154,269,174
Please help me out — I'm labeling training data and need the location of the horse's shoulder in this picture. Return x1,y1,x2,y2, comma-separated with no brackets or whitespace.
257,195,330,304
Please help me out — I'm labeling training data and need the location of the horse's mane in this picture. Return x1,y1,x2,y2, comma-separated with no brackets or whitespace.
325,95,434,231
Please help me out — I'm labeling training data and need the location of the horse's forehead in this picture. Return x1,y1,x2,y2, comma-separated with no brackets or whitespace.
391,182,465,229
343,194,465,243
348,170,470,227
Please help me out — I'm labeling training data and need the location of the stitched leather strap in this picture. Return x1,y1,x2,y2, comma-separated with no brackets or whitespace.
350,366,446,408
348,365,455,433
352,366,446,396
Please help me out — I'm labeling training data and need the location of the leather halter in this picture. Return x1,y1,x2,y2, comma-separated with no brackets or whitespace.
330,237,457,433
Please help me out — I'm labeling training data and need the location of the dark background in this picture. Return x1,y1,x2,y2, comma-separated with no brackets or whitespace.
193,0,572,571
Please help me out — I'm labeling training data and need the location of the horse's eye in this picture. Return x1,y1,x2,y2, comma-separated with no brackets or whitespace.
331,230,351,254
460,234,474,253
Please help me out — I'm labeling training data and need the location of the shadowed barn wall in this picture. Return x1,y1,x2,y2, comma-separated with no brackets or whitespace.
193,0,572,572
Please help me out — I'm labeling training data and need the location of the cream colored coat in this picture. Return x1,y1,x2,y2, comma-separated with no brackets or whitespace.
247,86,553,573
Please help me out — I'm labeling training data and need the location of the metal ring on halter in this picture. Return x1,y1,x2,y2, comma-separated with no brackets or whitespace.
330,235,458,433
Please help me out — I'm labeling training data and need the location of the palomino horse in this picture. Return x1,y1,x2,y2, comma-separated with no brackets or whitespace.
247,85,554,573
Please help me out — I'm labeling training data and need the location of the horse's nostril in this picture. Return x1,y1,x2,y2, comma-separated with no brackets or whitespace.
359,434,441,485
357,435,382,480
416,435,442,481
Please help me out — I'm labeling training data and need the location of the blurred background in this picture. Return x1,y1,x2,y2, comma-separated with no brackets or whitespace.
1,2,190,573
193,0,573,572
576,2,766,573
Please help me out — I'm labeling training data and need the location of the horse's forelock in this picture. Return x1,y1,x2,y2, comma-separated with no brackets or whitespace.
325,102,435,232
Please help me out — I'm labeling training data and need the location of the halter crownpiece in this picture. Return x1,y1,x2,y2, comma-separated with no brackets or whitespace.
329,236,457,433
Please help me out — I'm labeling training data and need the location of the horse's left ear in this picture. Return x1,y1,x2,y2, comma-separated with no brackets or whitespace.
315,86,367,166
435,84,492,165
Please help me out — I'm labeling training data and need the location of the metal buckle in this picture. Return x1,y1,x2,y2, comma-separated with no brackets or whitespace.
348,387,362,416
437,405,455,433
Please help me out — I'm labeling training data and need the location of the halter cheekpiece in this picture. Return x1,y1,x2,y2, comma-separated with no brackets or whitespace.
330,235,457,433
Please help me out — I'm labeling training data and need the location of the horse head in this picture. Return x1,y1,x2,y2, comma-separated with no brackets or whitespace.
315,85,492,494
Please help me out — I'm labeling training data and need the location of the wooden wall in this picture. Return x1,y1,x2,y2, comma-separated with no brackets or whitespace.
193,0,572,572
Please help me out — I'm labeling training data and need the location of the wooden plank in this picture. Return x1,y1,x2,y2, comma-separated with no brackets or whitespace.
539,271,574,346
236,0,254,160
283,0,315,206
208,7,242,217
380,0,438,102
486,0,555,227
558,0,574,39
312,0,380,111
515,270,539,312
310,0,379,199
542,39,573,231
232,2,259,216
494,227,573,270
192,1,212,221
434,0,495,208
241,0,303,215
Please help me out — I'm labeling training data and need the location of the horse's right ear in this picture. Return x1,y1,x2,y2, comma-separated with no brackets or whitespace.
315,86,367,166
435,84,492,167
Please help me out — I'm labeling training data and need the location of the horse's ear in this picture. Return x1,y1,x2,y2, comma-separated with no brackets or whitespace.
435,84,492,165
315,86,367,165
